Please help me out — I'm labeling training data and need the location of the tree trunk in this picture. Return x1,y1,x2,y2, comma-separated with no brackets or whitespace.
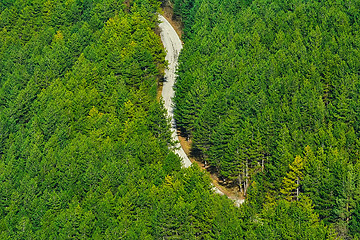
296,177,299,201
346,198,349,223
238,173,242,193
243,165,246,196
244,158,249,196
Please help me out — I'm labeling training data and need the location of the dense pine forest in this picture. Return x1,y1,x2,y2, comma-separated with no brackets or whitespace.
173,0,360,238
0,0,355,239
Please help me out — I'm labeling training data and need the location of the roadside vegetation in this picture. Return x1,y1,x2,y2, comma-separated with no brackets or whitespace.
0,0,351,238
173,0,360,238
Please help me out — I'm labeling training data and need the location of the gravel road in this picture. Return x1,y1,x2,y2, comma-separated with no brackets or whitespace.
158,15,192,168
158,15,244,206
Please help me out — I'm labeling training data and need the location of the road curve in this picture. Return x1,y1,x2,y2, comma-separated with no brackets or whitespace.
158,15,192,168
158,15,244,206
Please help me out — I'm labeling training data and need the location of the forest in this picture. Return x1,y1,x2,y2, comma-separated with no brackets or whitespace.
173,0,360,238
0,0,354,239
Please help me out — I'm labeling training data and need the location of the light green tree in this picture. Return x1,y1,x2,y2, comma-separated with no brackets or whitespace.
281,155,305,201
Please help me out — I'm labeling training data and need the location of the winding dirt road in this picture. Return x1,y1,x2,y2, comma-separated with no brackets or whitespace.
158,15,244,206
158,15,191,168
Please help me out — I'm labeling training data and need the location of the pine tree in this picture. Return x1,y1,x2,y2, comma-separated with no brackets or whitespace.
280,155,305,201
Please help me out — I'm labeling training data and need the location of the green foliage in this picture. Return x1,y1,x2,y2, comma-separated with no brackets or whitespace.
174,0,360,237
280,155,304,201
0,0,199,238
0,0,352,238
254,197,335,240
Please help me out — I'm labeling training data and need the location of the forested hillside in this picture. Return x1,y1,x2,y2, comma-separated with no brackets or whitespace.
0,0,343,239
173,0,360,238
0,0,233,238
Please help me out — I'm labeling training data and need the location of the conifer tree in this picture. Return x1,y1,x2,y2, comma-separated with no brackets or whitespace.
280,155,305,201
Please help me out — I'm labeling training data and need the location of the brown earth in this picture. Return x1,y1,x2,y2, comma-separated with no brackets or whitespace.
177,132,245,201
157,83,163,101
158,2,244,202
161,1,184,40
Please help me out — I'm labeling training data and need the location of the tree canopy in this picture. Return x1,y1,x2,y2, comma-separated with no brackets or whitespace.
173,0,360,238
0,0,346,238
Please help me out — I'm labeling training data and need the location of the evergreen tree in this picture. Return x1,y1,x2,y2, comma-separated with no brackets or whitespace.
280,155,305,201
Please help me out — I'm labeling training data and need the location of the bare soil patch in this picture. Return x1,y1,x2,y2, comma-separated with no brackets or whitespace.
157,83,163,102
177,133,245,201
161,1,184,40
158,2,244,202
